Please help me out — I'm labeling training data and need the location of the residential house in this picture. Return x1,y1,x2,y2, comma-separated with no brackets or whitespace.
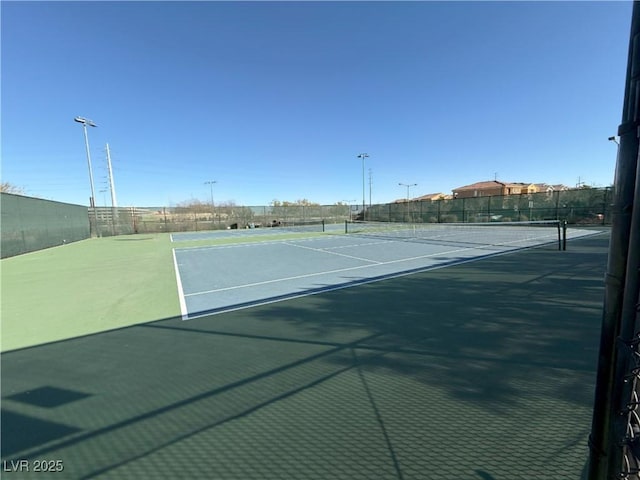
452,181,537,198
414,193,452,202
533,183,571,195
393,192,452,203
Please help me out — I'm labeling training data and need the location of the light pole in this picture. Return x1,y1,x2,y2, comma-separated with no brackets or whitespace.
74,116,97,208
398,182,417,222
205,180,217,226
357,153,369,219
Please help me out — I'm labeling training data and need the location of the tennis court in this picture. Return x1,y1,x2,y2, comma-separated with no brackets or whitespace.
174,221,601,319
1,230,609,479
170,220,329,243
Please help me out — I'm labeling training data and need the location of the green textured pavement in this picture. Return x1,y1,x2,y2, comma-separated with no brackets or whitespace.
1,232,608,479
0,231,325,352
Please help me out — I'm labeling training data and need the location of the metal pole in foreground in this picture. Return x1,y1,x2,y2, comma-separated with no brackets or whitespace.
74,117,97,208
587,2,640,479
357,153,369,219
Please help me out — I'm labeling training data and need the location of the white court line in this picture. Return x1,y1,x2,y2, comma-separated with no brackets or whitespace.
283,241,382,264
174,235,341,253
181,244,553,321
324,239,393,250
170,233,174,243
172,248,188,320
183,233,561,299
178,232,606,320
184,245,476,297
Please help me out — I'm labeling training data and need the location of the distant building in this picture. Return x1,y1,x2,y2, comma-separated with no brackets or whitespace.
533,183,571,195
414,193,452,202
393,192,451,203
452,180,550,198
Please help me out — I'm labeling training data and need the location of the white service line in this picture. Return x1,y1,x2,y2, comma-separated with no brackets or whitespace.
184,245,476,298
283,241,382,264
323,239,395,250
172,248,188,319
181,243,547,321
175,235,338,253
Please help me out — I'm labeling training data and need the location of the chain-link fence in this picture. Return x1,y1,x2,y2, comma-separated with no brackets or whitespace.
90,204,353,236
1,192,90,258
2,188,612,255
365,188,612,225
91,188,611,237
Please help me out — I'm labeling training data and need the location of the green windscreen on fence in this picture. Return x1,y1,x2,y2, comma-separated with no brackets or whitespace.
90,188,611,236
1,193,90,258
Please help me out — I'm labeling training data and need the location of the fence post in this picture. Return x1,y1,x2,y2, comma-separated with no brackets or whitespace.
462,198,466,223
132,207,138,233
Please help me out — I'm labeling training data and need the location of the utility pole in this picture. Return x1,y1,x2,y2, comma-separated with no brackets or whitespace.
369,168,373,207
105,143,119,235
106,144,118,207
205,180,217,226
357,153,369,219
398,182,417,222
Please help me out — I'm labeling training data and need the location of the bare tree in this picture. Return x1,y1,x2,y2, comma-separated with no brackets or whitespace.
0,182,25,194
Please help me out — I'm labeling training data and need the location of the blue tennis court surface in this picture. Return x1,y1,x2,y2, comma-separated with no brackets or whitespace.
173,227,600,319
170,222,338,242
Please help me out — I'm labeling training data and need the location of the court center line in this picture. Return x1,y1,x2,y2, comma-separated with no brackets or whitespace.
283,241,382,264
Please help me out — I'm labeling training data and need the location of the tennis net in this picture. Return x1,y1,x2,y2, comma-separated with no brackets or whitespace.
345,220,566,250
266,219,326,233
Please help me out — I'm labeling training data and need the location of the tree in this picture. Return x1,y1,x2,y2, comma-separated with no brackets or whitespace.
0,182,25,194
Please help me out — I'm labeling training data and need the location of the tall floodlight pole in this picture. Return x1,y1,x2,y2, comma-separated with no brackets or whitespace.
205,180,217,226
357,153,369,219
399,182,417,222
74,116,97,207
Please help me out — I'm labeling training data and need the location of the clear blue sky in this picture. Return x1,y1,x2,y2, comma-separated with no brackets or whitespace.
1,1,632,208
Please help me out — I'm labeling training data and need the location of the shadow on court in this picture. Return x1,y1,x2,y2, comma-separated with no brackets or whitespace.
1,234,608,479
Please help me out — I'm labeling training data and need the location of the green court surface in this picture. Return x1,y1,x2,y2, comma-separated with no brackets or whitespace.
1,231,326,352
1,234,179,352
1,231,609,479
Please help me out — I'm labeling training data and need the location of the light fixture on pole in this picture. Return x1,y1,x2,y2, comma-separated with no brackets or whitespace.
357,153,369,218
608,135,620,145
398,182,417,222
205,180,217,225
74,116,97,208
